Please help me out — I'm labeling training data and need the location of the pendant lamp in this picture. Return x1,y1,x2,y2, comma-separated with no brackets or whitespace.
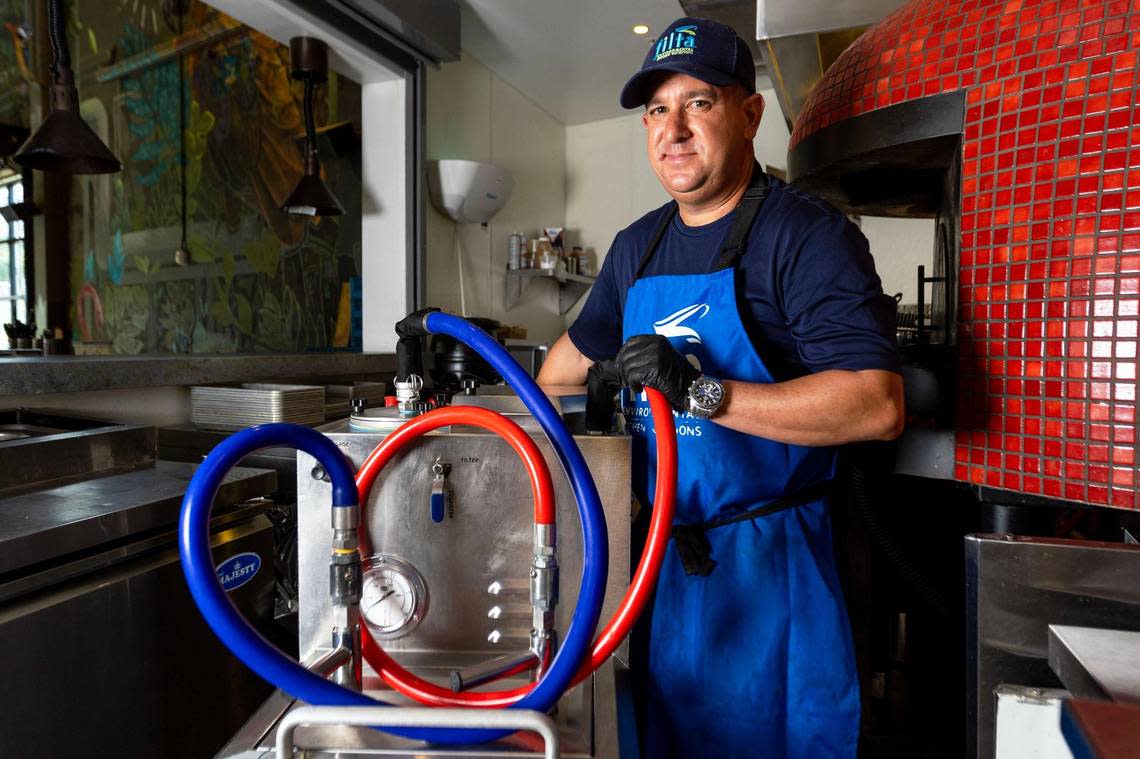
15,0,121,174
281,37,343,217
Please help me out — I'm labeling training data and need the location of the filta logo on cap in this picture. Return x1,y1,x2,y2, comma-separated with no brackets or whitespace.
620,17,755,109
653,24,698,62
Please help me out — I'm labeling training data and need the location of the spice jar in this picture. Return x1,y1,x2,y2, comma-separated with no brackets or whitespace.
534,236,556,270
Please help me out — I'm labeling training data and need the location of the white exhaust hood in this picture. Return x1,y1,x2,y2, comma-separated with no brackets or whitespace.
755,0,908,39
679,0,908,129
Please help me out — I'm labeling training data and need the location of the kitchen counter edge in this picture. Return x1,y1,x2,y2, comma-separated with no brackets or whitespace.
0,352,397,395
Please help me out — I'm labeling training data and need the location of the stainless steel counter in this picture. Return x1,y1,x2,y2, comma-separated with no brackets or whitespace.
1049,626,1140,759
0,460,275,576
1048,625,1140,705
0,351,395,396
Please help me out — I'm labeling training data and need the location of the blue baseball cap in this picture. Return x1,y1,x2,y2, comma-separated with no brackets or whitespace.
620,17,756,109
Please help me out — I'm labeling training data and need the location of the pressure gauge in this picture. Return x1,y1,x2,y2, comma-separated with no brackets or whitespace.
360,555,428,639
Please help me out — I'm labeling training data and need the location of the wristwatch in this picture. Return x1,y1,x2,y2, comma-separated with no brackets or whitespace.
687,375,726,419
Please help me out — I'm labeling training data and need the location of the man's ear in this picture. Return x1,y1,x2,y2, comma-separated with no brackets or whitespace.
642,109,650,129
742,92,765,139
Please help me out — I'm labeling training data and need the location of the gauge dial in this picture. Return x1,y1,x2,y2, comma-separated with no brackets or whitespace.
360,555,428,639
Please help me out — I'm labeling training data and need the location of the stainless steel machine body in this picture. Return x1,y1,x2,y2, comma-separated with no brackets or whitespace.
220,392,637,758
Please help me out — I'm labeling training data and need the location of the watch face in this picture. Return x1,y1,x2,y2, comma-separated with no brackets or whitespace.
691,378,724,410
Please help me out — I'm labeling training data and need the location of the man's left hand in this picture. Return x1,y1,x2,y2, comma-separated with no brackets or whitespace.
615,334,701,412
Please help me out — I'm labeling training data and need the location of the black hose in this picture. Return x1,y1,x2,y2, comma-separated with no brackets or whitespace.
396,335,422,383
850,462,950,617
178,8,187,252
302,77,317,162
47,0,69,80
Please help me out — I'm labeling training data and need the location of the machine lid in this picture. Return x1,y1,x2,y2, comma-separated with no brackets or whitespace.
348,391,585,435
349,407,414,433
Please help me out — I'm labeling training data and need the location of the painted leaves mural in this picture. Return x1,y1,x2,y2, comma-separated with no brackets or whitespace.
64,0,361,354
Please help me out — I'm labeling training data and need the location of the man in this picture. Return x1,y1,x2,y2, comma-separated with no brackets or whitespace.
536,17,904,759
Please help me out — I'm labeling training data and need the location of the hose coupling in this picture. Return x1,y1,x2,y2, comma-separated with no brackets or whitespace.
530,553,558,637
529,627,558,681
330,551,362,606
530,555,558,612
331,504,360,530
332,504,360,553
533,523,556,556
331,625,362,690
395,374,423,417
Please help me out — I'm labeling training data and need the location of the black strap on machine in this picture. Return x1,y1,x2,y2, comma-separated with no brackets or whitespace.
585,359,622,434
633,164,770,281
670,478,832,577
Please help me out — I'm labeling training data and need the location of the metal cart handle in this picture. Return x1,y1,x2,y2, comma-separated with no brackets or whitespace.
275,705,561,758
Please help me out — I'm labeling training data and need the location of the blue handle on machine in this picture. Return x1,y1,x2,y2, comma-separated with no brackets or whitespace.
179,313,609,746
430,491,446,523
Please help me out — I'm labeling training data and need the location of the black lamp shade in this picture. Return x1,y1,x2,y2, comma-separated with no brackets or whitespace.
281,168,344,217
281,37,342,217
14,0,121,174
14,103,122,174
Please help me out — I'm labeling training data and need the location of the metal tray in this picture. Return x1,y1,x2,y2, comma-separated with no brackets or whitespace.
191,383,325,430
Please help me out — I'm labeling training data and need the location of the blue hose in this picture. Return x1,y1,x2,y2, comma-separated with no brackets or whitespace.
179,315,609,745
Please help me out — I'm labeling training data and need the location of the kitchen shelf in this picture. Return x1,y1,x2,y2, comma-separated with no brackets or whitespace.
504,268,597,315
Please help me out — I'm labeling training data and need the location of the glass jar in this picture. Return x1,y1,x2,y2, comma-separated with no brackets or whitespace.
534,236,556,270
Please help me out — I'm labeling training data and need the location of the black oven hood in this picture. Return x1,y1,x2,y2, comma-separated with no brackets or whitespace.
787,91,965,218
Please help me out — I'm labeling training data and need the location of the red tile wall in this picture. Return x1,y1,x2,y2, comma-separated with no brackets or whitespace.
792,0,1140,510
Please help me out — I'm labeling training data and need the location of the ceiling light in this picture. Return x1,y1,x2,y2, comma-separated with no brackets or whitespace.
633,24,650,35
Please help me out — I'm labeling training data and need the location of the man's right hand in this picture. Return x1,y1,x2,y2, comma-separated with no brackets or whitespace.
615,334,700,412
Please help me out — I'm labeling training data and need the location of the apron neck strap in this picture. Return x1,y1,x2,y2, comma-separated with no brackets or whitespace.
712,167,769,272
633,164,770,281
634,203,677,280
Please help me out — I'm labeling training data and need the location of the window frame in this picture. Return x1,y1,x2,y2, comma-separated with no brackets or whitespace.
0,171,30,325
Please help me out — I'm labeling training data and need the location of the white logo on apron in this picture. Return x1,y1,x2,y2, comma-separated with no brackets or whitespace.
652,303,710,344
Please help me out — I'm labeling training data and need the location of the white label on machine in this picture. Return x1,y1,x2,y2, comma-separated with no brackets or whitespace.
994,684,1074,759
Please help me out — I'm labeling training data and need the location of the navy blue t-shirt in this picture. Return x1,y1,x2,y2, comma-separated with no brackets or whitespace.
568,175,900,381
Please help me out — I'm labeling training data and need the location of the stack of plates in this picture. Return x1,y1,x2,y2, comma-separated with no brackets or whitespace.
191,383,326,430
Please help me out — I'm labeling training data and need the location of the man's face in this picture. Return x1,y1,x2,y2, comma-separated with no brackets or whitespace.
641,73,764,204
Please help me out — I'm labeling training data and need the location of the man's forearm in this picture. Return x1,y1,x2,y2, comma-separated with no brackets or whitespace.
716,369,904,446
537,332,595,387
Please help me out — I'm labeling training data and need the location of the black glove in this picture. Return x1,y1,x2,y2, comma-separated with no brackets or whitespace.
615,334,700,412
585,360,622,434
394,307,441,339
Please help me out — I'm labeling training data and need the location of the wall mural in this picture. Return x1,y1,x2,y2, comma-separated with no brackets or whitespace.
0,1,31,132
32,0,362,354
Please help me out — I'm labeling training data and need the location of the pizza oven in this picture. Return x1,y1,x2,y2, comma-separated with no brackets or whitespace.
788,0,1140,512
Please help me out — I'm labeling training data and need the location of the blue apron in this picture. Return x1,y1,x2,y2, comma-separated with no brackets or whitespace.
623,170,860,759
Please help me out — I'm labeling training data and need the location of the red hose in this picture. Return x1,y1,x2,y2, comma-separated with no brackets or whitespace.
356,388,677,707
